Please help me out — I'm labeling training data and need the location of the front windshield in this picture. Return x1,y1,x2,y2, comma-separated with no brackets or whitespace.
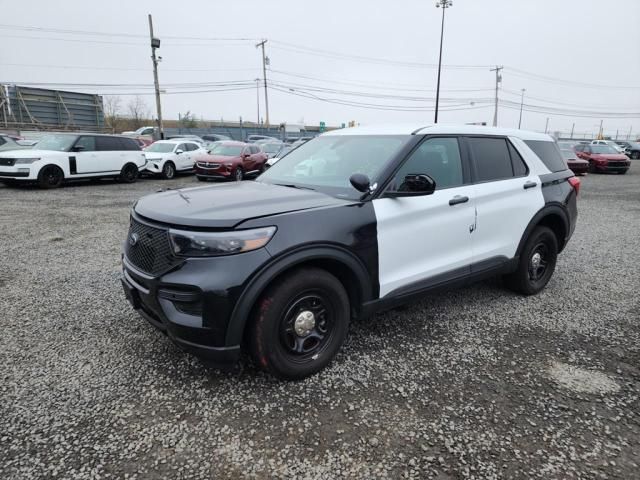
35,135,77,152
258,135,410,199
145,143,175,153
591,145,619,154
212,144,243,156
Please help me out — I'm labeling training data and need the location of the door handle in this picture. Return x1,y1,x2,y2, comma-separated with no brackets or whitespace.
449,195,469,206
523,181,537,189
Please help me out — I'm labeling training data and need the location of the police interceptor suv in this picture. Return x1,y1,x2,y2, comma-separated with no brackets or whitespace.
121,125,579,380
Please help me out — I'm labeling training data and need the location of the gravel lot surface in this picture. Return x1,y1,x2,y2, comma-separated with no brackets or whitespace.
1,167,639,479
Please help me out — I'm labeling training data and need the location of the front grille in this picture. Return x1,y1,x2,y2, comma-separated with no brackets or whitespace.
125,218,177,276
197,162,220,169
0,158,16,166
607,161,627,167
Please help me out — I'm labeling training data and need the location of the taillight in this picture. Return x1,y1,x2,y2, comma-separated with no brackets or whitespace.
568,176,580,196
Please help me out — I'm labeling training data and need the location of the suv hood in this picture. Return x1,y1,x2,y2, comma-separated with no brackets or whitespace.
591,153,628,160
0,149,65,158
134,181,354,228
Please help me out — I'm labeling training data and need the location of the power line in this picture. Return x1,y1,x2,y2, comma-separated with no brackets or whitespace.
504,66,640,90
3,62,258,73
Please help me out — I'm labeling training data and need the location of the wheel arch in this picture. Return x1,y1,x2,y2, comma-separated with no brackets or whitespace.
225,245,374,346
516,204,569,257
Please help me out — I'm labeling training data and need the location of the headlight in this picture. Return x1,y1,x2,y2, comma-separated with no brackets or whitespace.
169,226,276,257
14,158,41,164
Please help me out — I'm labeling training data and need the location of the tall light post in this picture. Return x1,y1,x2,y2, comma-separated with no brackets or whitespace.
434,0,452,124
518,88,525,129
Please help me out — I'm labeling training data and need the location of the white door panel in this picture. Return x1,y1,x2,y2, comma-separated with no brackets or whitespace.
74,151,99,174
472,176,544,262
374,186,475,298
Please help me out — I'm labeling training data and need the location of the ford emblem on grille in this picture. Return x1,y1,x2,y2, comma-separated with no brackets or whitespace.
129,232,139,246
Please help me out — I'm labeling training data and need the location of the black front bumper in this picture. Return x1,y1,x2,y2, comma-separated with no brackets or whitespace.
121,257,241,368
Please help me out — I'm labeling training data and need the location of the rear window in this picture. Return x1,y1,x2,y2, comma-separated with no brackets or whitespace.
524,140,567,172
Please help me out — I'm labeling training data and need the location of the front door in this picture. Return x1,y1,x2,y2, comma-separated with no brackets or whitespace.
373,136,475,298
72,135,99,174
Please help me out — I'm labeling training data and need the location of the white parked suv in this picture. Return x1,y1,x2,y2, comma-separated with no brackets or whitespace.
0,133,145,189
141,140,207,179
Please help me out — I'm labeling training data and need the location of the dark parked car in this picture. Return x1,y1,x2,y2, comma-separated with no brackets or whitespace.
195,141,268,181
615,141,640,159
574,144,631,173
560,148,589,175
201,134,231,142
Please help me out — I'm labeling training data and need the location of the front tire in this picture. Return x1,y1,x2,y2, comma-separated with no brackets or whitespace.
631,151,639,160
248,268,350,380
234,167,244,182
504,226,558,295
161,162,176,180
37,164,64,189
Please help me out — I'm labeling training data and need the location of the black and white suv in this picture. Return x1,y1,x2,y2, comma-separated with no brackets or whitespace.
0,133,145,188
121,125,579,379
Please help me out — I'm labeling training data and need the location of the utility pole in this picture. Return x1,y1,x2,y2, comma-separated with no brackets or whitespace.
570,122,575,139
598,119,603,139
434,0,452,124
615,128,618,140
518,88,525,129
628,125,633,140
255,78,261,127
490,65,503,127
256,39,270,127
544,117,549,134
148,14,164,139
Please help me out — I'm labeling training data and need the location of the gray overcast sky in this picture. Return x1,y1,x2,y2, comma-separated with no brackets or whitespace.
1,0,639,136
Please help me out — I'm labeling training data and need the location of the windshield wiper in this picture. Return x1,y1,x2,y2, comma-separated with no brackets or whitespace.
274,183,316,191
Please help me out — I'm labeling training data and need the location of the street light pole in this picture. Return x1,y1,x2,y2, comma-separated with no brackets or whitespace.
148,14,164,140
518,88,525,129
434,0,452,124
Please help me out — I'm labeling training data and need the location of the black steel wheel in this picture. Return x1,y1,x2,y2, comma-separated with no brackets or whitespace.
504,226,558,295
248,268,350,380
37,164,64,189
161,162,175,180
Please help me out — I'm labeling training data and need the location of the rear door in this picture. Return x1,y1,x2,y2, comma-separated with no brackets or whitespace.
95,136,127,172
465,136,544,268
374,136,475,297
175,143,190,170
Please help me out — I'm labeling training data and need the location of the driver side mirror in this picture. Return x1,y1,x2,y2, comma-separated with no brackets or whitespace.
385,174,436,198
175,149,184,155
71,145,85,152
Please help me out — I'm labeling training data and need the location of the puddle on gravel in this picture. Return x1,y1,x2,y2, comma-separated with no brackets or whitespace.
547,361,620,395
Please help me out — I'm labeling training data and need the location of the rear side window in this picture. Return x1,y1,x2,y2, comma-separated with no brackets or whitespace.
96,136,123,151
524,140,567,172
508,141,528,177
117,137,139,151
468,137,513,182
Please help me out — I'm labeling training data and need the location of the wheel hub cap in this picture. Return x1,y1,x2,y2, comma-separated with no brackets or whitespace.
531,252,542,268
294,310,316,337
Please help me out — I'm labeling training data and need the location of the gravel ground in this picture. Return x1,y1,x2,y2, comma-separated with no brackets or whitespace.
1,167,639,479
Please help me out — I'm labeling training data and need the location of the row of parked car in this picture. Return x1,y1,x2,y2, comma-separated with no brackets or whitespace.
557,139,638,175
0,131,312,189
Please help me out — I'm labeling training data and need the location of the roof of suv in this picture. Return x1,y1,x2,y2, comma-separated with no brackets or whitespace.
322,124,554,141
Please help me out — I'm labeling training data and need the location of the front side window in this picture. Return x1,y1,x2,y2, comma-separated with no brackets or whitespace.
75,136,97,152
211,144,244,156
185,143,198,151
177,143,188,152
259,135,410,199
250,145,260,154
389,137,463,191
469,137,514,182
35,135,78,152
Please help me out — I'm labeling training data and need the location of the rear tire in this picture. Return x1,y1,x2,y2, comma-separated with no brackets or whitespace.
37,164,64,189
248,268,350,380
588,161,596,174
197,176,208,182
161,162,176,180
504,226,558,295
119,163,138,183
631,151,639,160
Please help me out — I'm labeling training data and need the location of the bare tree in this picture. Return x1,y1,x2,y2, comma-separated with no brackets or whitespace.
103,95,122,132
127,95,151,129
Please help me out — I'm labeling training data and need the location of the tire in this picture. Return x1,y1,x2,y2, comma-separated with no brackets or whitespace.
37,164,64,189
504,226,558,295
588,161,597,174
161,162,176,180
197,176,208,182
248,268,350,380
631,151,639,160
234,167,244,182
119,163,139,183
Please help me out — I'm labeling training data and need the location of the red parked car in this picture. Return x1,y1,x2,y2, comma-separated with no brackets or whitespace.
574,144,630,174
560,148,589,175
195,141,268,181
